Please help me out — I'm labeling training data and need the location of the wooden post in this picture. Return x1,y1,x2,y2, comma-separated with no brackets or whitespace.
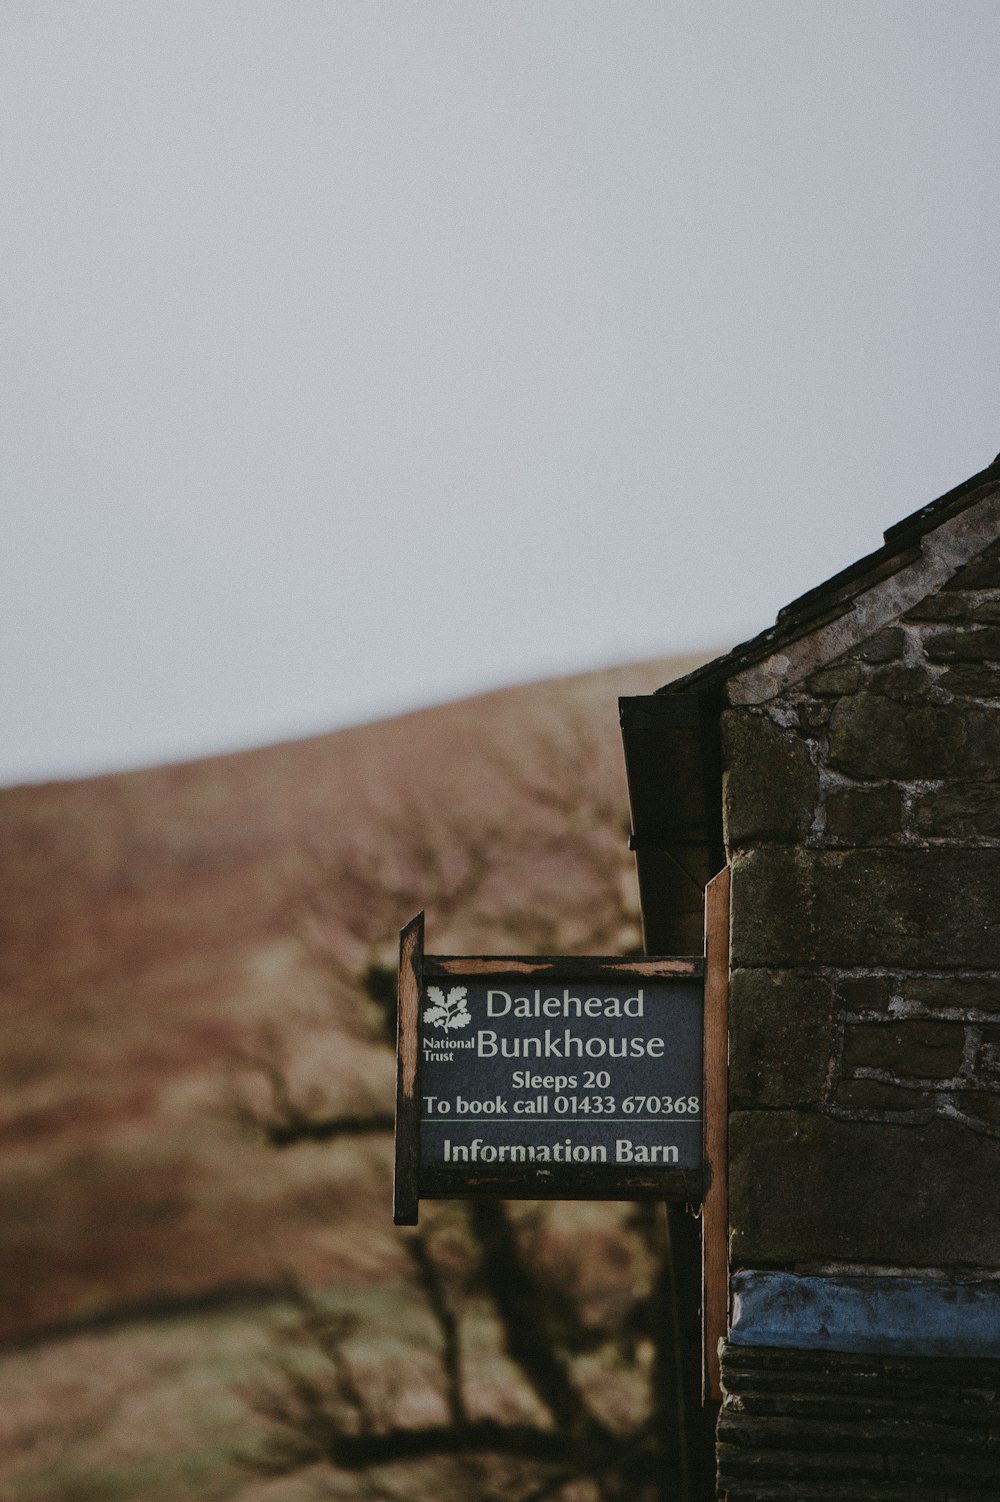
702,866,730,1401
394,912,424,1226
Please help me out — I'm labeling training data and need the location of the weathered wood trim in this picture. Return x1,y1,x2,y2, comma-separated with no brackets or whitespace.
425,955,704,980
393,913,424,1225
702,865,730,1401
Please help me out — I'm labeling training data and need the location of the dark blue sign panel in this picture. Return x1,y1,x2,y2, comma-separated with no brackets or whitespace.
418,974,703,1179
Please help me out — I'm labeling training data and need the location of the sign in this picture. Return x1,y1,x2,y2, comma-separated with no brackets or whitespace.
394,915,705,1223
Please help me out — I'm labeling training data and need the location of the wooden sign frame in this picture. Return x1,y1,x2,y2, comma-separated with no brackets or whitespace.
394,916,710,1224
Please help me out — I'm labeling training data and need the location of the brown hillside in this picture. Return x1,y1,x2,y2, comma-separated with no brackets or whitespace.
0,654,710,1344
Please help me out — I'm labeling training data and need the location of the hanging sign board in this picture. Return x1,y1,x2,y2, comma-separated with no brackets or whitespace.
394,914,705,1224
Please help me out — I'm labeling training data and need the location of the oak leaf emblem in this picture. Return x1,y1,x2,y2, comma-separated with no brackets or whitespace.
423,986,471,1031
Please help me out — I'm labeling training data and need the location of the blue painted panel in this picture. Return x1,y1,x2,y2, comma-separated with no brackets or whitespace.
730,1270,1000,1357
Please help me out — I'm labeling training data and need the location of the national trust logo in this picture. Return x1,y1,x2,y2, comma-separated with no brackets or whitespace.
423,985,471,1032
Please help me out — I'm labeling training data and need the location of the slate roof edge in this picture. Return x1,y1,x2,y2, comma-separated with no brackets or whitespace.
619,451,1000,951
656,452,1000,700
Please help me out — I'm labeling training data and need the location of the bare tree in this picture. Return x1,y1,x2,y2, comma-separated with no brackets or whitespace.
244,1201,687,1502
236,705,702,1501
234,706,642,1144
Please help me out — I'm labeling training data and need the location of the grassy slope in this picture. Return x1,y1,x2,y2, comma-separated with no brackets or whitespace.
0,652,712,1499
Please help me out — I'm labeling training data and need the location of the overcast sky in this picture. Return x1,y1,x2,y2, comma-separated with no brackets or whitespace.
2,2,998,785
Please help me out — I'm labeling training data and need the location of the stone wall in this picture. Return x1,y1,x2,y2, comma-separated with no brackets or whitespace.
717,1341,1000,1500
724,538,1000,1268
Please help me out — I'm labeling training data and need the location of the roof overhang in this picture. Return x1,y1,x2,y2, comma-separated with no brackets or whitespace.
620,452,1000,952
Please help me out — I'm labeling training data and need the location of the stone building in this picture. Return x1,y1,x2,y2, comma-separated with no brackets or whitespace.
620,454,1000,1498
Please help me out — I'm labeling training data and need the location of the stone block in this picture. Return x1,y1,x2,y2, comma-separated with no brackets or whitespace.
868,664,932,702
730,847,1000,969
721,1339,1000,1398
835,974,893,1012
925,626,1000,662
796,698,831,731
972,598,1000,623
717,1410,927,1455
842,1021,966,1078
901,975,1000,1013
721,1344,885,1380
939,663,1000,697
806,662,863,696
723,710,820,847
956,1090,1000,1127
825,785,903,845
904,593,971,622
886,1449,1000,1482
963,707,1000,770
728,1111,1000,1264
828,695,966,779
913,783,1000,840
729,969,834,1109
854,626,906,663
715,1476,945,1502
975,1025,1000,1080
717,1442,881,1479
832,1079,933,1111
